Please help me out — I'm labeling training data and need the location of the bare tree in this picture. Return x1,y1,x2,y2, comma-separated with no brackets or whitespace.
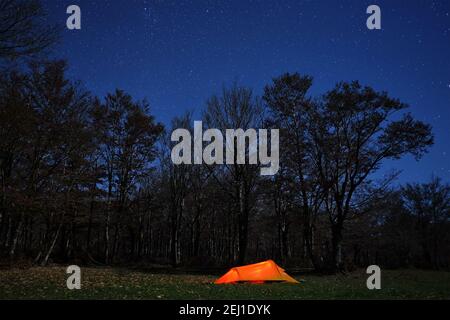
312,81,433,271
264,73,325,268
204,85,263,265
92,90,163,263
402,177,450,269
159,114,193,266
0,0,57,60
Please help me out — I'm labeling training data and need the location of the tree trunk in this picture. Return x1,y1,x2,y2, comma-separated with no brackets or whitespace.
9,212,24,258
170,227,180,266
331,223,343,271
237,182,249,265
170,198,183,267
105,172,113,264
86,194,95,252
105,210,110,264
41,219,64,266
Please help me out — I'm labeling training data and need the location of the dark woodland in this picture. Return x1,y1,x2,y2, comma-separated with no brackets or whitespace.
0,0,449,273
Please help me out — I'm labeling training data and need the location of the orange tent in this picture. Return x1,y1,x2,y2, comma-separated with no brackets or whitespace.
214,260,299,284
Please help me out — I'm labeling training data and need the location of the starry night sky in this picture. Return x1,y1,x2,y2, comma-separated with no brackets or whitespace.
43,0,450,183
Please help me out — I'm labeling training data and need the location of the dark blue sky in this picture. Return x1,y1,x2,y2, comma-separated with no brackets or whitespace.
43,0,450,183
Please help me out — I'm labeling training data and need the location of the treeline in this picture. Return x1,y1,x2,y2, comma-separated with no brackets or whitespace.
1,60,448,271
0,0,449,272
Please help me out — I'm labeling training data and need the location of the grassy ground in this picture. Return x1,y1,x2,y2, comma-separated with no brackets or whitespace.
0,267,449,299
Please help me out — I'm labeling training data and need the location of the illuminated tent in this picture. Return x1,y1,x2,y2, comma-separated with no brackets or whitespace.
214,260,299,284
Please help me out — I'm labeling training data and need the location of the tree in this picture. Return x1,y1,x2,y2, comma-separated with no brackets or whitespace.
92,90,163,263
1,63,442,271
0,0,57,60
264,73,325,268
203,85,263,265
159,114,194,266
0,60,96,264
313,81,433,271
402,177,450,269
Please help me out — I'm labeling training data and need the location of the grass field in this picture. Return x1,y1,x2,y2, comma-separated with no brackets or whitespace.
0,267,449,299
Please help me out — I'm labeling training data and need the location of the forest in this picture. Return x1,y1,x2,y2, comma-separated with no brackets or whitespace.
0,0,449,275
